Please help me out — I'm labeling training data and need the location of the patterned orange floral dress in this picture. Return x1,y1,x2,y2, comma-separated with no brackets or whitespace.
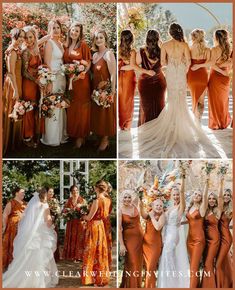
82,196,110,286
2,199,27,270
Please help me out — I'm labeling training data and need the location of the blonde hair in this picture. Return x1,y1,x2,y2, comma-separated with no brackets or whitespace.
187,189,202,212
120,189,135,202
191,29,207,56
206,192,219,217
223,189,233,218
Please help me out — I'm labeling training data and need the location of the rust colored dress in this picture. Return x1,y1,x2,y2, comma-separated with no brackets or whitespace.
2,199,27,270
208,66,231,129
63,42,91,138
103,195,113,269
138,48,166,126
120,212,144,288
2,48,23,156
118,58,136,130
22,50,41,139
187,59,208,114
62,196,85,261
201,213,220,288
91,52,116,137
186,209,206,288
216,212,233,288
82,197,109,286
143,217,163,288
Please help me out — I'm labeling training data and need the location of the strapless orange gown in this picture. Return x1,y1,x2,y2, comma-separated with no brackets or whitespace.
216,212,233,288
208,68,231,129
143,218,162,288
2,199,27,270
22,52,41,139
187,59,208,114
120,213,143,288
118,58,136,130
186,209,206,288
201,214,220,288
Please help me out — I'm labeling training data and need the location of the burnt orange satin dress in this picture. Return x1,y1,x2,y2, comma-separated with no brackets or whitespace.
138,48,166,126
186,209,206,288
22,52,41,139
208,67,231,129
3,48,23,156
82,197,109,286
120,212,144,288
143,218,162,288
201,214,220,288
216,212,233,288
91,53,116,137
118,58,136,130
64,42,91,138
187,59,208,114
62,196,85,261
2,199,27,270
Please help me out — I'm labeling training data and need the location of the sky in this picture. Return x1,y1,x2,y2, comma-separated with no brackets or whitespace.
160,3,232,30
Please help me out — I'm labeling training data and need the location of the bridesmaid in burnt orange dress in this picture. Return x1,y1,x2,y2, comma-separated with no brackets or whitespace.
137,30,166,126
2,187,26,271
62,185,86,261
119,190,143,288
118,30,136,130
216,184,233,288
3,28,25,156
192,30,232,129
140,199,165,288
187,29,210,120
64,23,91,148
201,187,223,288
91,30,116,151
22,26,41,147
186,178,209,288
82,180,110,286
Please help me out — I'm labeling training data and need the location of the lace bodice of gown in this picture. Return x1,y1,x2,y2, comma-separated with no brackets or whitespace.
48,40,63,72
166,207,180,226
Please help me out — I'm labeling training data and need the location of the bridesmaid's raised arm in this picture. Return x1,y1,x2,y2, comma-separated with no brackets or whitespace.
179,172,186,217
149,211,165,231
199,177,209,217
44,41,53,70
139,199,148,219
38,35,50,47
217,177,224,219
104,50,116,94
83,199,99,221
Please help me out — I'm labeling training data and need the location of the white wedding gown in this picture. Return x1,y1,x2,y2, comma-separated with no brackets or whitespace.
119,57,232,158
3,193,58,288
41,39,68,146
157,207,190,288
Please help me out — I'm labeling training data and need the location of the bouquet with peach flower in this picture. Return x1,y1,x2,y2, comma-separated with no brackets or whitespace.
91,79,113,108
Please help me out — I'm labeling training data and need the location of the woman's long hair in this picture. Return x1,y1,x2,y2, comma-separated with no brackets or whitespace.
92,29,109,51
190,28,207,56
145,29,161,60
119,29,134,60
169,23,185,42
66,22,83,49
206,192,219,217
215,29,231,62
223,189,233,218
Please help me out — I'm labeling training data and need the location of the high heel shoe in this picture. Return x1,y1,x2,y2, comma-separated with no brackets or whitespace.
97,139,109,152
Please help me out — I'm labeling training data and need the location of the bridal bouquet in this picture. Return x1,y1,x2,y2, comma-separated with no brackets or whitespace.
202,161,216,175
37,65,56,86
91,79,114,108
41,94,70,119
178,160,192,177
9,100,35,121
217,162,229,177
61,61,86,90
48,198,61,225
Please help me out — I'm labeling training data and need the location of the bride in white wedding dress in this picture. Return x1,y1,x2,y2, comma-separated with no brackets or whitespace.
119,23,231,159
3,190,58,288
41,20,68,146
157,171,190,288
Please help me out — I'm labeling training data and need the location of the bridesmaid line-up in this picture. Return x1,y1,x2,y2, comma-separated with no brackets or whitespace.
3,180,113,286
119,175,233,288
118,26,232,130
3,19,116,156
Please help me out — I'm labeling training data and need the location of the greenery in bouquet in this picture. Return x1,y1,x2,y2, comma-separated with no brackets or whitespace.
202,161,216,175
217,162,229,177
48,197,61,225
